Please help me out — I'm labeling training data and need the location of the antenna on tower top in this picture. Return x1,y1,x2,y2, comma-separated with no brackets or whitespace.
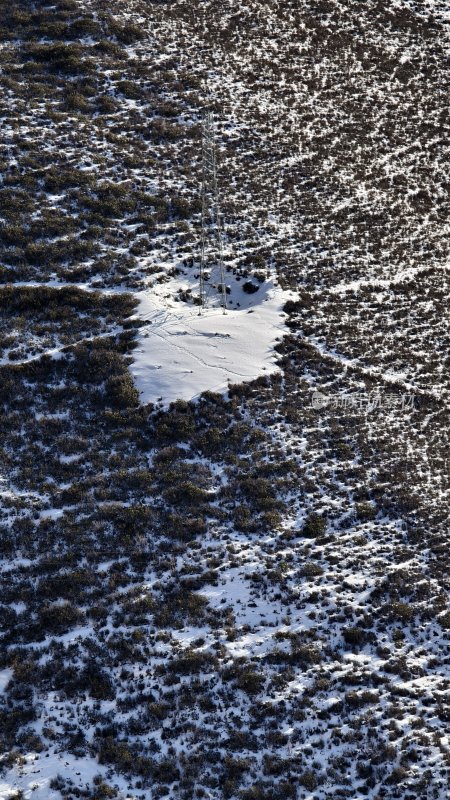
198,91,227,314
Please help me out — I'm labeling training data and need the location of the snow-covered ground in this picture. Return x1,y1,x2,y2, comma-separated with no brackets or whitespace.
0,751,133,800
131,280,294,405
1,1,449,799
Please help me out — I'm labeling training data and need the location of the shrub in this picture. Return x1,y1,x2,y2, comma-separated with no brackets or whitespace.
39,601,83,633
343,627,367,647
283,299,303,314
239,477,279,510
301,562,324,578
235,668,265,695
356,501,377,521
223,756,251,780
36,569,95,601
155,410,195,442
165,513,207,541
253,271,266,282
116,80,142,99
108,20,145,44
387,766,409,784
345,690,378,707
23,43,94,76
96,95,119,114
83,662,115,700
239,787,265,800
386,601,415,622
301,512,326,538
163,481,211,507
233,505,260,533
63,92,90,112
170,197,192,219
105,375,140,408
299,771,318,790
67,18,103,39
291,643,322,665
98,737,135,771
438,611,450,629
147,702,170,721
261,510,283,530
154,590,208,625
169,650,218,676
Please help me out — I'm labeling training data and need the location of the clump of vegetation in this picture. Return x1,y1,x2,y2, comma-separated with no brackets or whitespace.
301,513,327,538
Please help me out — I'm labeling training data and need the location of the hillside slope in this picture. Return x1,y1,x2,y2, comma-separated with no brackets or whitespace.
0,2,449,799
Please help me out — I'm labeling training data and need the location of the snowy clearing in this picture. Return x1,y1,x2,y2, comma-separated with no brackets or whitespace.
131,280,293,405
0,751,133,800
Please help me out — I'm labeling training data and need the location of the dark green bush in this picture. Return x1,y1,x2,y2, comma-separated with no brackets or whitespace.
291,643,322,665
165,513,207,541
164,481,211,507
345,690,378,707
301,562,324,578
83,663,115,700
235,668,265,695
39,601,83,633
22,43,94,76
438,611,450,629
169,650,218,676
67,18,103,39
105,375,140,408
108,20,145,44
242,281,259,294
301,512,326,538
356,501,377,521
343,627,367,647
299,771,318,790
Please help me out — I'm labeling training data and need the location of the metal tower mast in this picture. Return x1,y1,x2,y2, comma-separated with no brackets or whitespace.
199,107,227,313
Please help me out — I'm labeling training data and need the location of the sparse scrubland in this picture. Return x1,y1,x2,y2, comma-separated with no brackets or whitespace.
0,1,449,799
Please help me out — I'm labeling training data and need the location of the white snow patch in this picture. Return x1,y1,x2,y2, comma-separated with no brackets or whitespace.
0,751,135,800
0,668,12,693
131,280,291,405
